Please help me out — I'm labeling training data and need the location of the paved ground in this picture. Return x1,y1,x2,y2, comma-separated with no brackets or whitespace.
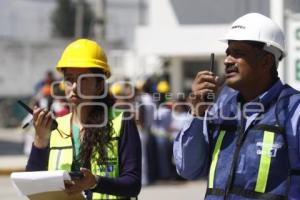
1,175,206,200
140,180,207,199
0,128,27,174
0,128,24,155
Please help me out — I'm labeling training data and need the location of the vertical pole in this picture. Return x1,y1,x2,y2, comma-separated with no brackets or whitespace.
270,0,285,81
75,0,84,38
170,58,182,94
94,0,106,40
138,0,145,25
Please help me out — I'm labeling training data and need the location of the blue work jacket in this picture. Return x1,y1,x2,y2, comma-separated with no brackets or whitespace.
173,80,300,200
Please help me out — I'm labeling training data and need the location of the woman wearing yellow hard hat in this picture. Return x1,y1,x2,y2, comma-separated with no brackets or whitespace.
26,39,141,200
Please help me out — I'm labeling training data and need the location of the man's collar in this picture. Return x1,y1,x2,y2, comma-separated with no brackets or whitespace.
236,79,283,106
257,79,283,106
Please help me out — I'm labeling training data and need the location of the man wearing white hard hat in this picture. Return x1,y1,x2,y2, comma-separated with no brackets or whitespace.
174,13,300,199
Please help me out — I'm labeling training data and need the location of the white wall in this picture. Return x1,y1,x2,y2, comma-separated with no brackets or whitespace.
0,40,69,96
135,25,228,56
0,0,55,42
148,0,178,27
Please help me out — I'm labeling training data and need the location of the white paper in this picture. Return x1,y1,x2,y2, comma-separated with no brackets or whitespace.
11,170,71,196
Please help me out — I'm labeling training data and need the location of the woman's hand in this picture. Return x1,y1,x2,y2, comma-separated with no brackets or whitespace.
64,168,98,195
33,106,53,148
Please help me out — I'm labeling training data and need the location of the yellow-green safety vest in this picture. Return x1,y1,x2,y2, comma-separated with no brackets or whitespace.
48,110,128,200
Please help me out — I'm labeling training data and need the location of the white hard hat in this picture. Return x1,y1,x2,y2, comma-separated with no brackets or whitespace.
221,13,285,63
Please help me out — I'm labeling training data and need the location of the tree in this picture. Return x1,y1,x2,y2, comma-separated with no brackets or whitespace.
51,0,94,38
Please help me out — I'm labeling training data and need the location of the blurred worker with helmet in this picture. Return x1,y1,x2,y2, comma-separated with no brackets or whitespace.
151,80,174,180
157,80,170,94
26,39,141,200
174,13,300,199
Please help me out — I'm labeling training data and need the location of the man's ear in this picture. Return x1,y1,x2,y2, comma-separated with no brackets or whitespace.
262,53,275,71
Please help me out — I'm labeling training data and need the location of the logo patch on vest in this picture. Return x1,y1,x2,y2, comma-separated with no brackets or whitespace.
256,142,282,157
98,160,117,173
99,165,114,172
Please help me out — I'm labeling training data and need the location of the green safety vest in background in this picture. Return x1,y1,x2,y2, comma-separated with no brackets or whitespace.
48,109,128,200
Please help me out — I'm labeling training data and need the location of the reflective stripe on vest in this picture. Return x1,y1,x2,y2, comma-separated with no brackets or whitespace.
48,110,129,200
48,113,73,171
209,130,225,189
255,131,275,193
208,129,278,198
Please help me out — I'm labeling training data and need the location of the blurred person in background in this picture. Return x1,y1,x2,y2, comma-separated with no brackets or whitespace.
34,70,55,94
174,13,300,199
151,80,173,180
50,81,70,117
139,77,156,130
110,78,136,111
135,78,158,184
26,39,141,200
135,104,151,185
31,70,56,111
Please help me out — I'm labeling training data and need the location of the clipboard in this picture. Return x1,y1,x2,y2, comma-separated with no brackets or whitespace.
11,171,85,200
28,191,85,200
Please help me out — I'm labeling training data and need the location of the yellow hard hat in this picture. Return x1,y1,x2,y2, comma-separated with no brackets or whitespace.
157,80,170,93
56,39,111,77
59,81,65,91
110,83,123,96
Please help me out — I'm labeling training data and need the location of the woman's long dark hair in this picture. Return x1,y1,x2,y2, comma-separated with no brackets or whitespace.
78,68,116,167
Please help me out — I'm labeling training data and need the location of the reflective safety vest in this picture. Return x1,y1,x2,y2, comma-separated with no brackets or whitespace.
48,109,134,200
206,85,300,200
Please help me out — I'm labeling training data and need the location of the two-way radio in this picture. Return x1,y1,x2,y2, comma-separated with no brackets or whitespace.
18,100,58,130
204,53,215,102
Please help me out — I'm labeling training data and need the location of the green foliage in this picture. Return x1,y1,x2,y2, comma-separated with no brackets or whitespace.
51,0,94,38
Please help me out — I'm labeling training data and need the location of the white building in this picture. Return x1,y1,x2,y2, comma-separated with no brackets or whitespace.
134,0,300,92
1,0,300,96
0,0,143,96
